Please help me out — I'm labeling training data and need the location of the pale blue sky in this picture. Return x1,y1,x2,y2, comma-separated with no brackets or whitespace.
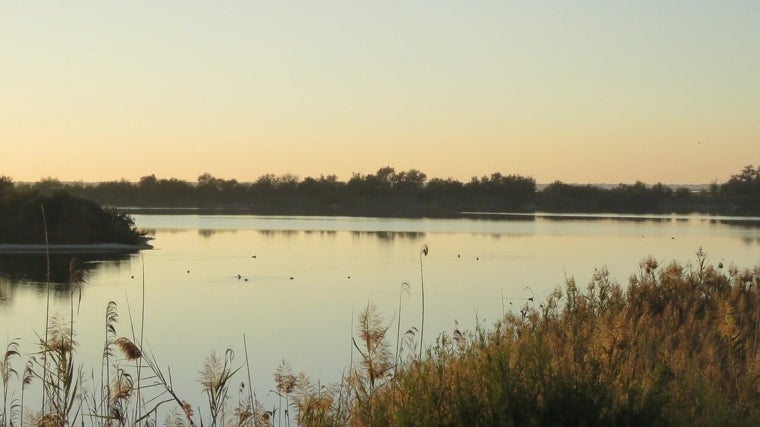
1,1,758,184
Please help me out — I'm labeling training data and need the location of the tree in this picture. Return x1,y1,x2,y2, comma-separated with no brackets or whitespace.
0,176,12,194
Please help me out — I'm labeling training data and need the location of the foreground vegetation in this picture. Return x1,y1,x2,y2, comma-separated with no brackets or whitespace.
7,164,760,215
0,181,144,245
2,249,760,426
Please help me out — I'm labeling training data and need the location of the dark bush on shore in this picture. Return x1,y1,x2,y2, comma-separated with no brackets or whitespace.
0,183,143,245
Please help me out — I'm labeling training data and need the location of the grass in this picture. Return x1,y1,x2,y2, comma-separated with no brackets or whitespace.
2,247,760,426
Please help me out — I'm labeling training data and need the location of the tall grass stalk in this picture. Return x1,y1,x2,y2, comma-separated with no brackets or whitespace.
243,334,257,427
40,203,51,413
19,358,33,427
418,244,428,360
135,254,146,424
395,281,411,377
1,339,20,427
100,301,118,424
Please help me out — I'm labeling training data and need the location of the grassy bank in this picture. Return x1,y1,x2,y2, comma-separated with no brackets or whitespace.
1,249,759,426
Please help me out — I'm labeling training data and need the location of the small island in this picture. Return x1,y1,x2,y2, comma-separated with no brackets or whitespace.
0,179,149,251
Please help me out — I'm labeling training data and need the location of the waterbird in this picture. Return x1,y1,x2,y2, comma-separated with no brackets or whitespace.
289,276,294,280
236,274,242,279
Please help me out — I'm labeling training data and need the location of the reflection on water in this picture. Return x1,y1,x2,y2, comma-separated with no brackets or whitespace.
542,215,694,224
0,251,135,304
474,212,760,227
198,228,238,238
256,229,426,241
709,218,760,229
258,229,300,238
351,230,426,241
0,251,134,284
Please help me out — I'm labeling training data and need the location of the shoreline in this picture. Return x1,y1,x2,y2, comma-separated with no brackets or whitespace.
0,242,153,253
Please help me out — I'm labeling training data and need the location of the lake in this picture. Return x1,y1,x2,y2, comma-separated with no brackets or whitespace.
2,213,760,416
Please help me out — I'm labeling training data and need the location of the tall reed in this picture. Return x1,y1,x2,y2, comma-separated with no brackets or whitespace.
394,281,411,377
40,203,51,414
418,244,428,360
1,339,20,427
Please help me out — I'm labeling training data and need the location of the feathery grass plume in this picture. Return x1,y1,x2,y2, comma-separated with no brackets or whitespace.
110,369,134,405
34,314,83,427
163,406,188,427
109,368,134,425
19,357,34,427
7,398,20,427
274,360,296,396
261,410,272,425
1,338,20,427
273,359,296,427
232,382,254,427
40,315,75,355
199,348,239,427
349,302,393,424
100,300,118,423
181,401,194,422
114,337,142,361
35,413,64,427
292,372,343,427
68,258,84,318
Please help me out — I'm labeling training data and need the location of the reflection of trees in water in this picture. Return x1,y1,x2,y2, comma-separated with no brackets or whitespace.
303,229,337,237
351,231,426,241
0,280,11,305
198,228,238,238
255,229,425,241
258,229,300,238
257,229,340,239
708,219,760,229
741,237,760,246
0,251,134,302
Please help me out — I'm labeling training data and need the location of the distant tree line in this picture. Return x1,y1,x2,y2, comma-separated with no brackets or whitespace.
4,165,760,216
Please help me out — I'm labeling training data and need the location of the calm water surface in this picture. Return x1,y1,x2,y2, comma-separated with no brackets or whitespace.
2,213,760,410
